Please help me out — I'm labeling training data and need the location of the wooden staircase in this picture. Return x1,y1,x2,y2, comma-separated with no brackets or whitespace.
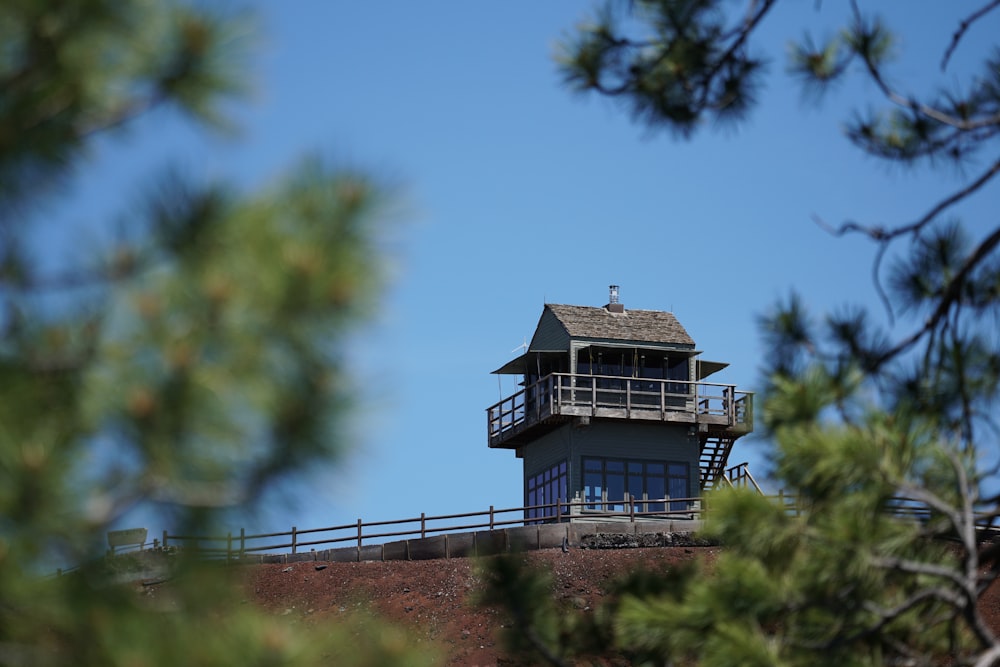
699,435,735,490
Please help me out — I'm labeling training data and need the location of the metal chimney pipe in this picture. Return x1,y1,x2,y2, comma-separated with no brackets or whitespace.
607,285,624,313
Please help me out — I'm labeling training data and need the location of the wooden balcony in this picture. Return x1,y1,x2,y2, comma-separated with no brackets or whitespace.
487,373,753,449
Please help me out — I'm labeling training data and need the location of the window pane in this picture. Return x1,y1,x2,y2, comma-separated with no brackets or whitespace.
647,476,665,512
584,457,601,472
647,462,664,475
606,460,624,473
628,475,643,507
584,472,602,509
669,475,688,511
606,470,625,510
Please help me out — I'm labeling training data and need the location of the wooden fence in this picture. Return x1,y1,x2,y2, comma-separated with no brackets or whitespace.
146,488,999,562
161,496,712,560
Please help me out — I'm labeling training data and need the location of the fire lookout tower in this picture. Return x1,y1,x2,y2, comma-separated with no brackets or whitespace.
487,287,753,520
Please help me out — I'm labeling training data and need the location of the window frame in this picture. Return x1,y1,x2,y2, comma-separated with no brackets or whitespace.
582,456,690,513
525,460,568,522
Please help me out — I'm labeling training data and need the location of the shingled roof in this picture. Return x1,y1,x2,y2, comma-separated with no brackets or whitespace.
545,304,695,347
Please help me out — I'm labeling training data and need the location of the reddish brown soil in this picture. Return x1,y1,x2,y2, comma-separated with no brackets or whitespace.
238,546,1000,666
243,547,715,666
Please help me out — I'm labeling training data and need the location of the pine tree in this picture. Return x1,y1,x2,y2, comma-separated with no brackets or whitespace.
486,3,1000,664
0,2,433,664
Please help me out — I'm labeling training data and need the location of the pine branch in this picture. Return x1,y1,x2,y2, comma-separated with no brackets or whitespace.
871,225,1000,368
941,0,1000,72
817,157,1000,243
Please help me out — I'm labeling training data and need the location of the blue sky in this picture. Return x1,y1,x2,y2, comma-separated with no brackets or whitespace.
67,3,999,537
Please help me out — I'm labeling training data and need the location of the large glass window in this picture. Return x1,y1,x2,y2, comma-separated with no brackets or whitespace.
584,458,603,510
582,457,690,513
525,461,568,521
646,463,666,512
606,460,625,510
666,357,690,395
667,463,688,511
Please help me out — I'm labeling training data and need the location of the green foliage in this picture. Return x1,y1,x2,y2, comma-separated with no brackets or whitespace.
481,3,1000,665
0,1,430,665
557,0,770,136
7,557,438,667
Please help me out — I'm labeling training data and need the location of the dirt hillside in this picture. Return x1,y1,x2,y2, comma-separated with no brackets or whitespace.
243,546,713,666
123,544,1000,666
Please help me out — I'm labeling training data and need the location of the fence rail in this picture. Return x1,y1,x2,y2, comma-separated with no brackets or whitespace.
154,492,1000,561
161,496,709,559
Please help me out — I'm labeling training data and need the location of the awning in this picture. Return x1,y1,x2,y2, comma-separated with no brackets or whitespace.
572,341,698,354
696,359,729,380
491,350,564,375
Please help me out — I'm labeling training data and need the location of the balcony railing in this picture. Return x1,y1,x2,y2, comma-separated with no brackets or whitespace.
487,373,752,448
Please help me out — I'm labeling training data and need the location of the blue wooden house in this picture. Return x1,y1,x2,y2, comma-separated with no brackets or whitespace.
487,287,753,520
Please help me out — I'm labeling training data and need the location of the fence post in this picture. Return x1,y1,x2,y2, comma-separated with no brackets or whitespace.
357,519,363,550
162,530,168,549
240,528,246,558
420,513,426,539
226,532,232,563
291,526,297,555
489,505,495,530
555,497,562,523
629,495,635,523
726,386,733,425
